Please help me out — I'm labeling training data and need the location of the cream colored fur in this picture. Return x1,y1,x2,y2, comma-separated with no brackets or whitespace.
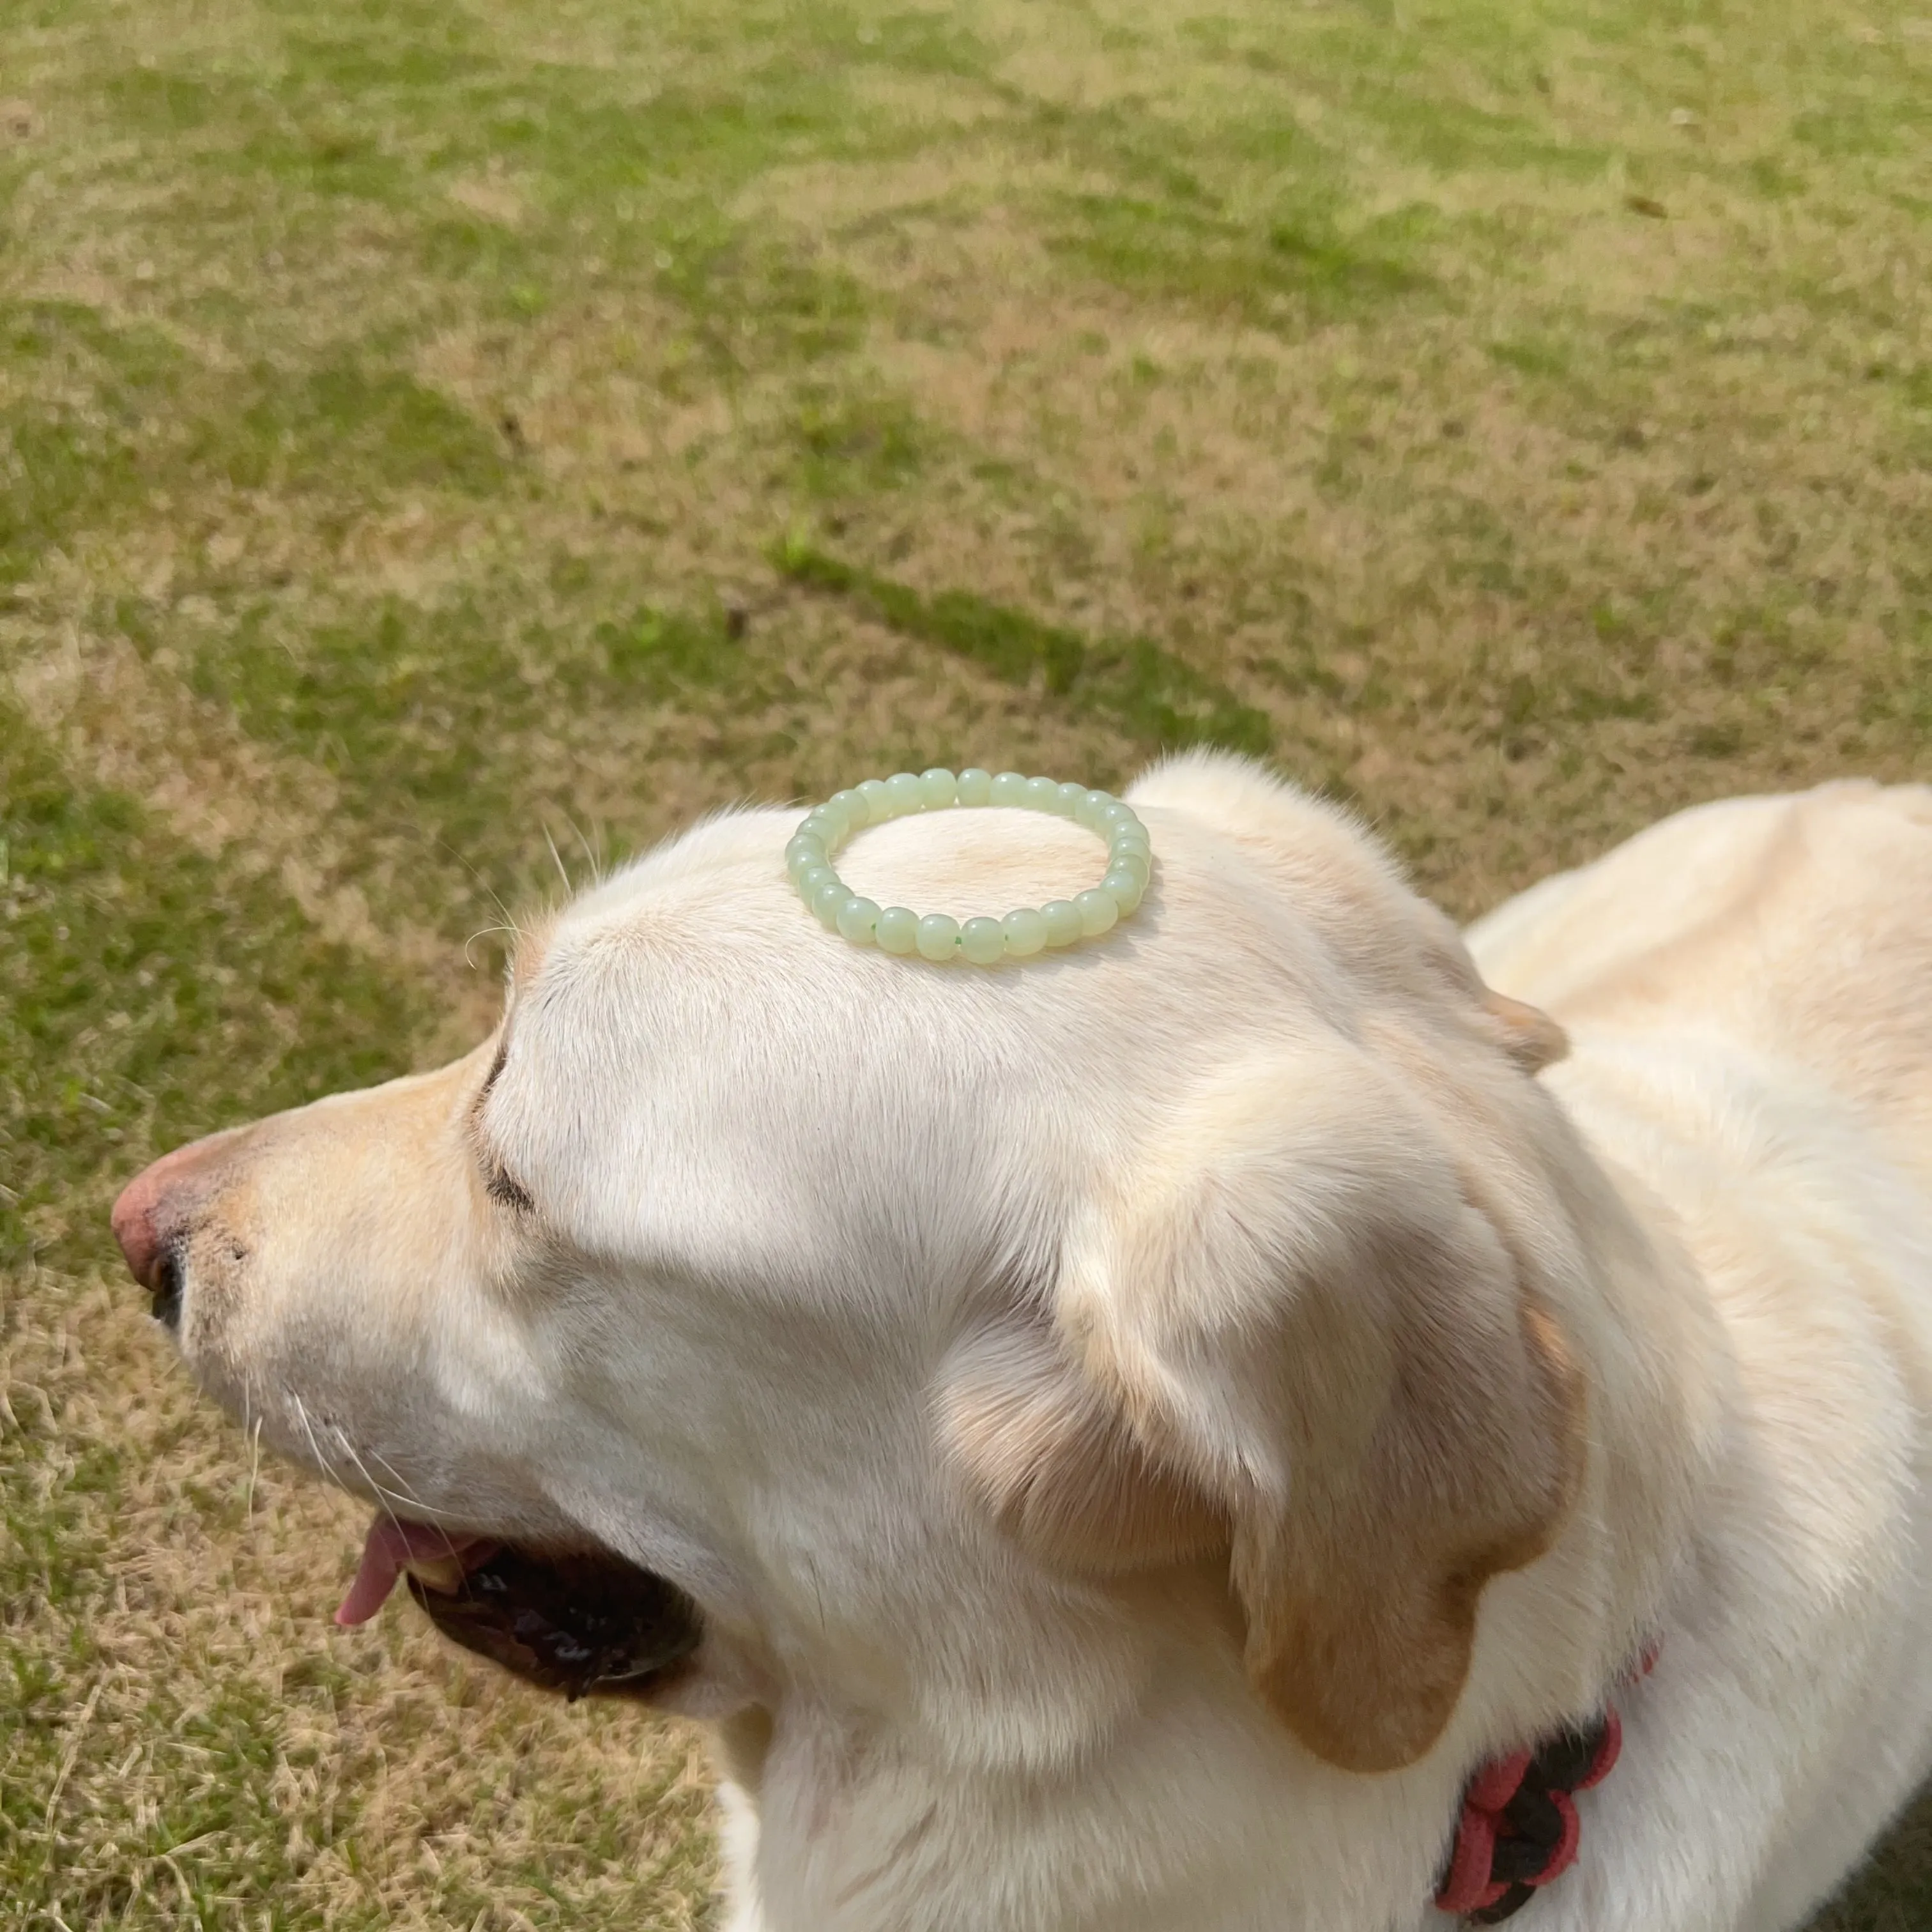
146,760,1932,1930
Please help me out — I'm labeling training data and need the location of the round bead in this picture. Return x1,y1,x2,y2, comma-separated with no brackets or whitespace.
796,862,836,899
920,767,958,809
1108,848,1151,887
786,838,825,877
812,877,851,927
804,809,844,846
858,778,893,824
1075,887,1119,937
1041,899,1085,948
1075,790,1113,829
1002,907,1049,957
988,770,1029,807
957,768,993,807
876,905,919,954
885,772,925,815
1057,780,1087,815
1097,803,1138,834
1110,825,1151,855
916,914,961,961
1101,869,1144,914
829,787,869,828
960,916,1006,965
836,896,881,943
1023,776,1062,813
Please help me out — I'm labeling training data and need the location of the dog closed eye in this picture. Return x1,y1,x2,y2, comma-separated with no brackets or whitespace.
471,1031,532,1211
484,1165,534,1212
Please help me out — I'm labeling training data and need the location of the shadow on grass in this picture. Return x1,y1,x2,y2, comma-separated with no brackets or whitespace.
774,536,1272,758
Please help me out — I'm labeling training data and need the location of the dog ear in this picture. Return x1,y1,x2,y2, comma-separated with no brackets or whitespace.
1039,1036,1584,1773
1477,989,1569,1074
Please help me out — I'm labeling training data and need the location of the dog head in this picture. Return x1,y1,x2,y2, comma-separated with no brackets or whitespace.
114,755,1609,1772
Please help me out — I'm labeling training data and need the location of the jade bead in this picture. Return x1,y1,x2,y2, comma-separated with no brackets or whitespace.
859,778,893,824
1023,775,1062,813
812,877,851,927
960,916,1006,965
886,772,925,815
1002,907,1049,956
1098,803,1138,832
989,770,1029,807
836,896,881,943
957,767,993,806
916,913,961,961
804,809,843,846
1057,779,1087,816
829,787,869,828
786,838,825,875
1075,887,1119,936
876,905,919,954
1041,899,1084,948
1110,826,1151,856
1074,790,1111,829
1108,848,1151,886
796,862,836,899
920,767,958,809
1101,869,1144,913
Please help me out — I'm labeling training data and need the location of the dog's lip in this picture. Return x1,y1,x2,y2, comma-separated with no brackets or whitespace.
335,1515,497,1627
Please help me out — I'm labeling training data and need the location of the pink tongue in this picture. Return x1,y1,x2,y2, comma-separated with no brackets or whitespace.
335,1517,484,1627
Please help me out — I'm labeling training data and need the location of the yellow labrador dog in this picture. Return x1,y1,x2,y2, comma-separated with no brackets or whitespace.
111,757,1932,1931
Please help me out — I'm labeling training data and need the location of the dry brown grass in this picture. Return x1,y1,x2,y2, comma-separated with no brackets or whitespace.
9,1278,717,1931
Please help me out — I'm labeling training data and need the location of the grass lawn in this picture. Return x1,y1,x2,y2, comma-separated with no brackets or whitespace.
3,0,1928,1924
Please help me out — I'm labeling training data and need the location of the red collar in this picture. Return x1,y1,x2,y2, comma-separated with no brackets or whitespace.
1433,1644,1658,1924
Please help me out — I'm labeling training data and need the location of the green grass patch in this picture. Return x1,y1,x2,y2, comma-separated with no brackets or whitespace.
0,300,194,578
1049,191,1434,330
169,590,760,907
0,294,513,588
231,358,509,494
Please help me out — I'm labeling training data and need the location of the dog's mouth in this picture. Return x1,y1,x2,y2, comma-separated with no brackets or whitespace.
337,1515,703,1701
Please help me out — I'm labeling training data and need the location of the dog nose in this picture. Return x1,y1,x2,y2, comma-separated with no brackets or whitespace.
111,1171,164,1288
111,1134,226,1329
111,1166,185,1328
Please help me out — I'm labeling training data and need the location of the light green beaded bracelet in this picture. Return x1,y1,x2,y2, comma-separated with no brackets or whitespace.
785,768,1151,964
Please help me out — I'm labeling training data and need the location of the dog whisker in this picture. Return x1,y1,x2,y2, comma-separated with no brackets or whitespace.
362,1442,430,1510
327,1423,420,1552
289,1392,339,1488
464,921,523,971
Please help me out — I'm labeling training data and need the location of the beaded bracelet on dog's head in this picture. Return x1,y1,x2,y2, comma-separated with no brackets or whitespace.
785,769,1150,965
